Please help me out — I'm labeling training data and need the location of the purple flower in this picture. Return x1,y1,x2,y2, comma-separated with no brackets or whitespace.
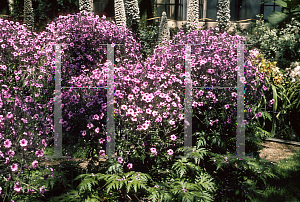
127,163,133,169
118,157,123,164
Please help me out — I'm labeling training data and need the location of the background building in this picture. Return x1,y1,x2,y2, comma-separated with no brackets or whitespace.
93,0,282,30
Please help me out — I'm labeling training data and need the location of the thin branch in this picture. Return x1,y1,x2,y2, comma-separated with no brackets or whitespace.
134,194,141,201
19,181,45,198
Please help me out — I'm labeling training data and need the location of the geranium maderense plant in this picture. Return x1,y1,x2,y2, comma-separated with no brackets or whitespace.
0,18,56,200
0,10,144,199
54,23,278,201
0,10,279,201
28,11,146,162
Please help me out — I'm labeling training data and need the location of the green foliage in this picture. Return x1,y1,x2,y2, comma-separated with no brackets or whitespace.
262,0,300,28
242,14,300,70
138,25,159,60
9,0,79,34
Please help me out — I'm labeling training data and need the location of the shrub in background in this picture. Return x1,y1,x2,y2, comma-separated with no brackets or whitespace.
24,0,34,31
158,11,170,47
124,0,140,35
244,14,300,70
52,25,280,202
78,0,92,14
114,0,127,28
264,0,300,29
216,0,230,33
38,11,145,164
186,0,199,31
138,25,159,61
8,0,80,34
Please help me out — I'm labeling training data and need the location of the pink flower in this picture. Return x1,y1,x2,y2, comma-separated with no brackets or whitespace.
127,163,133,169
93,114,100,120
6,149,15,158
11,163,18,172
42,139,47,147
99,150,105,156
27,189,35,194
35,149,44,158
170,135,177,141
225,104,230,109
128,94,134,100
118,157,123,164
121,105,127,110
99,138,105,144
169,120,175,125
0,186,2,195
6,112,13,119
0,151,4,158
146,108,152,114
87,123,93,129
95,127,100,134
14,182,22,193
82,131,86,136
4,139,12,148
107,136,111,142
150,148,156,153
19,139,28,147
258,112,262,117
32,160,38,169
152,110,158,117
207,69,214,74
167,149,174,155
40,186,46,194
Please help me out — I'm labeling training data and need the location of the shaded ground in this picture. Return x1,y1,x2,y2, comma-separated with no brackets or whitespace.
40,139,300,170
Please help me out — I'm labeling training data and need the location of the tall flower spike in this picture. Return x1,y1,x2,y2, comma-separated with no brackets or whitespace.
158,11,170,47
124,0,140,29
79,0,92,14
216,0,231,32
24,0,34,31
186,0,199,32
115,0,127,29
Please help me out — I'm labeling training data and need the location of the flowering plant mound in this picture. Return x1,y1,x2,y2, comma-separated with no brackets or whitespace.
111,27,273,165
0,11,143,199
36,11,146,159
0,17,60,199
0,11,279,201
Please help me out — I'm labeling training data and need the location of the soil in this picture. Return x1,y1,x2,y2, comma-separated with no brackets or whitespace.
257,140,300,164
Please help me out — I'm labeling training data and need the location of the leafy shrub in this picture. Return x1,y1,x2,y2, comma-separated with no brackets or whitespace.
138,25,159,61
243,14,300,70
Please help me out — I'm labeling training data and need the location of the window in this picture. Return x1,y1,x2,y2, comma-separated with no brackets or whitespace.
231,0,262,22
261,0,282,20
156,0,184,21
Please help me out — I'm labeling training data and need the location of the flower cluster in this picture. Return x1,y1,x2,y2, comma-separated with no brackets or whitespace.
285,61,300,83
